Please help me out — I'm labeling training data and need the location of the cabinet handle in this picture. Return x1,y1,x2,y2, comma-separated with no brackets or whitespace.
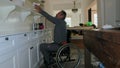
30,47,34,49
5,37,9,41
24,34,27,37
34,32,37,34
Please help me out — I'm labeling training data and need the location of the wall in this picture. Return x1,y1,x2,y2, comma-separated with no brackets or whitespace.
97,0,120,28
43,0,55,29
81,0,95,23
71,12,81,27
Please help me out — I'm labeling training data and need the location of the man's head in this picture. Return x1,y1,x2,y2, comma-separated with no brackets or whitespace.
56,10,66,20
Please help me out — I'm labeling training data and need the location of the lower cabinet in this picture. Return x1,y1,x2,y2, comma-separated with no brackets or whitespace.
17,40,40,68
0,31,44,68
0,36,18,68
18,47,30,68
0,51,18,68
0,30,51,68
29,41,39,68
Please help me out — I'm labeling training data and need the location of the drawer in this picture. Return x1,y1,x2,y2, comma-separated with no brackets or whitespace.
0,36,16,55
14,33,28,45
28,32,38,40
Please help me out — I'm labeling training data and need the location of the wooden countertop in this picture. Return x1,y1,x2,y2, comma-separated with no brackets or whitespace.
67,26,93,30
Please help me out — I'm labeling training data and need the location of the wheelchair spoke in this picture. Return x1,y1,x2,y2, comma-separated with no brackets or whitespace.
55,43,81,68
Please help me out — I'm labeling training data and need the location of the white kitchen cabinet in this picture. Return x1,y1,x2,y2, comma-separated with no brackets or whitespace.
0,30,51,68
97,0,120,27
29,43,38,68
14,33,29,68
0,36,18,68
28,32,40,68
18,47,29,68
0,51,18,68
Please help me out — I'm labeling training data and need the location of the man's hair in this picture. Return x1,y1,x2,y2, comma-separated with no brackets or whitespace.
61,10,66,20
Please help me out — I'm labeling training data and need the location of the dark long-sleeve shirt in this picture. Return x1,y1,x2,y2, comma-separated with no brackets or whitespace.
40,10,67,43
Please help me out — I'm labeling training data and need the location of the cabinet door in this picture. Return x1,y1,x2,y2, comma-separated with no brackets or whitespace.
0,36,18,68
0,52,18,68
15,34,29,68
29,40,38,68
29,45,38,68
18,46,29,68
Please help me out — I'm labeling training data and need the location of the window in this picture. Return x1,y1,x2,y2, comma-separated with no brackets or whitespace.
65,17,71,27
93,13,98,27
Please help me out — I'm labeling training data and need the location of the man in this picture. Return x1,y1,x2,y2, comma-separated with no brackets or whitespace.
34,5,67,66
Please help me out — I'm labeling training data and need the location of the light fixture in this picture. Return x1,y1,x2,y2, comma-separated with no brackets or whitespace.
72,1,78,13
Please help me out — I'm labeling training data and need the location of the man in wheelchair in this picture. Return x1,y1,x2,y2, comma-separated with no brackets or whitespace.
34,5,68,67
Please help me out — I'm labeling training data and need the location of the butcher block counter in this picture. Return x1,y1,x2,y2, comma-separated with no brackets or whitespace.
83,29,120,68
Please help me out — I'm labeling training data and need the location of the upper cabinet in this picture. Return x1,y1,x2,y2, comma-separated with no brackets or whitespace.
97,0,120,28
0,0,44,36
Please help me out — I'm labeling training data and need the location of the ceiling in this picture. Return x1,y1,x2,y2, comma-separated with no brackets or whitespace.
28,0,81,11
49,0,81,10
28,0,82,16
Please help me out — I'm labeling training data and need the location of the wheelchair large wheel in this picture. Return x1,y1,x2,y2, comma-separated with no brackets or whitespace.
56,43,81,68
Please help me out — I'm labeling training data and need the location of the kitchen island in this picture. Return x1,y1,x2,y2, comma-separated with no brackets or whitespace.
83,29,120,68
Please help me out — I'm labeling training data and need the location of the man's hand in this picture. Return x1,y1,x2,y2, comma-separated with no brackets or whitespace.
34,5,42,13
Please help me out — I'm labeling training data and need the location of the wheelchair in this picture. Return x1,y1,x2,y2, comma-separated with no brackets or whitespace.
48,30,81,68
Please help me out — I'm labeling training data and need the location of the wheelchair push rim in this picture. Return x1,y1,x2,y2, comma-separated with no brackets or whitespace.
56,43,81,68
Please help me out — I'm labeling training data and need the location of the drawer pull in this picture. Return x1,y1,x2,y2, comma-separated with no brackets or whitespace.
30,47,34,49
5,37,9,41
24,34,27,36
